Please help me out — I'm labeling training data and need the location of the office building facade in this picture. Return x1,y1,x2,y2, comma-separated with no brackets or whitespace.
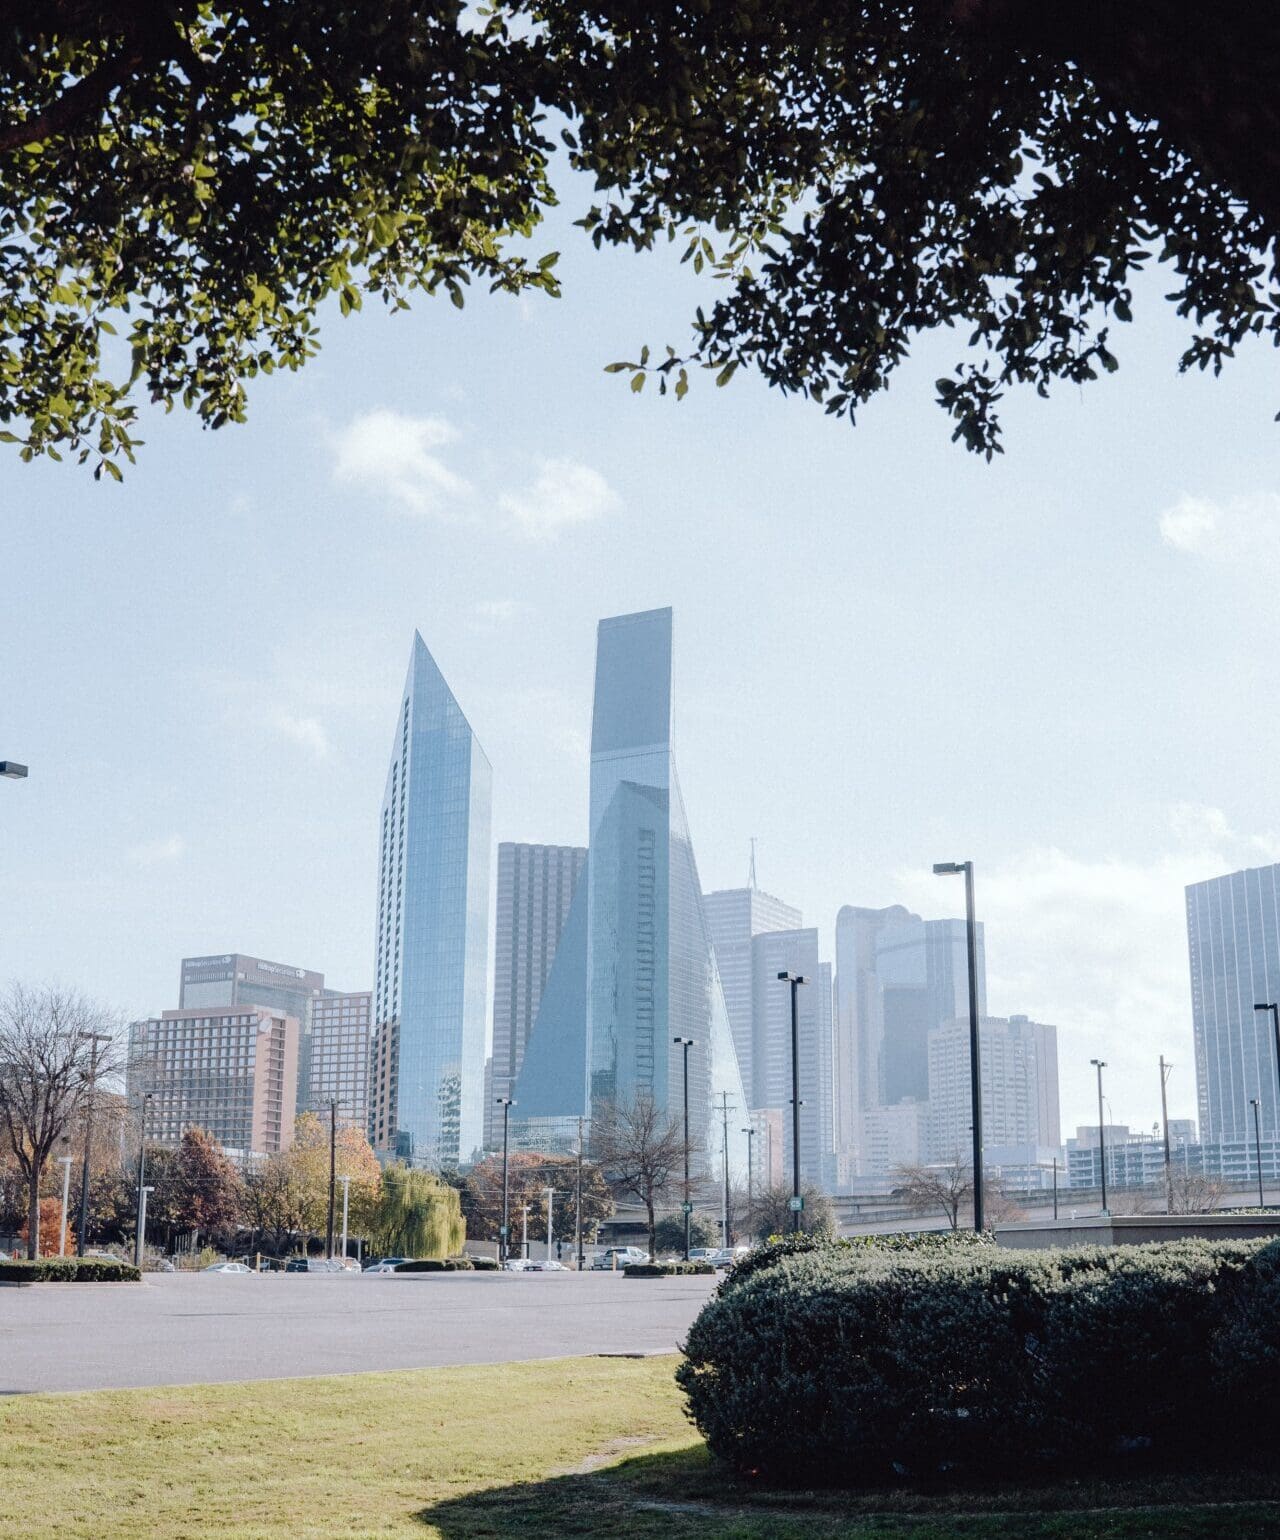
128,1006,298,1156
303,989,372,1127
1186,862,1280,1144
927,1014,1059,1163
370,632,492,1167
703,885,803,1103
485,842,587,1148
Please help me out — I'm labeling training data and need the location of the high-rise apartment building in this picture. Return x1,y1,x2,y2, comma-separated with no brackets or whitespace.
514,607,750,1177
303,989,372,1127
485,842,587,1148
704,885,802,1101
926,1014,1059,1162
128,1006,298,1155
749,930,835,1188
1186,862,1280,1143
179,953,325,1104
370,632,492,1166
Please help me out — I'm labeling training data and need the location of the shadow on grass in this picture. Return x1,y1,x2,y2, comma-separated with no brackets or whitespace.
416,1446,1280,1540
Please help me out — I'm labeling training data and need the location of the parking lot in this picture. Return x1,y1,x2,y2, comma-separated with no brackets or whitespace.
0,1268,720,1394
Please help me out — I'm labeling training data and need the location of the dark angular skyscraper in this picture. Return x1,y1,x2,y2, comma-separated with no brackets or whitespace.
369,633,491,1167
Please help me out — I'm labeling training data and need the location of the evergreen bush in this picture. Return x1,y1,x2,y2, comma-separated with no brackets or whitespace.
678,1238,1276,1485
0,1256,141,1283
623,1260,716,1277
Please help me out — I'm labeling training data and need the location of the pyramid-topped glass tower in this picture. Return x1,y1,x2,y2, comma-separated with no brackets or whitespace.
369,632,491,1167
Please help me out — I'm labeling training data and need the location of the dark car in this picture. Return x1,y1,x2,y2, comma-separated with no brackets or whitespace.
284,1257,311,1273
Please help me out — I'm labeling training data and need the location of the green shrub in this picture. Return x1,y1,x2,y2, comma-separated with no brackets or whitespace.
624,1261,716,1277
678,1239,1271,1485
721,1228,995,1293
394,1256,475,1273
0,1257,141,1283
469,1256,499,1271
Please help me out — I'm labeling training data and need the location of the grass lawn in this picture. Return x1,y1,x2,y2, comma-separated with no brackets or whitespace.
4,1355,1280,1539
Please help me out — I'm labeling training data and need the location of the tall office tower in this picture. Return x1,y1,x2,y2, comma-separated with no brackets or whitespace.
485,842,587,1148
860,1101,928,1179
303,989,372,1127
749,930,836,1187
514,608,750,1177
703,885,803,1101
749,1107,784,1189
833,905,912,1164
179,953,325,1105
369,632,492,1167
128,1006,298,1156
926,1014,1059,1162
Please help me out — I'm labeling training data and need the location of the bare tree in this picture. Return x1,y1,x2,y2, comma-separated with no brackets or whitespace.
0,983,120,1258
748,1180,837,1240
593,1095,685,1261
1169,1167,1227,1215
894,1157,974,1231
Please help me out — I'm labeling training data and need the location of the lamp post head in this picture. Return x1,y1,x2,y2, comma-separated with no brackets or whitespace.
776,971,808,984
1251,1097,1260,1107
495,1096,516,1107
932,861,963,875
672,1035,693,1047
1255,1002,1276,1012
0,761,28,779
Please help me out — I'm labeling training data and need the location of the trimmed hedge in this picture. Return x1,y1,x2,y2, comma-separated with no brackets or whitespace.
0,1257,141,1283
721,1229,994,1292
624,1261,717,1277
678,1238,1280,1485
394,1256,474,1272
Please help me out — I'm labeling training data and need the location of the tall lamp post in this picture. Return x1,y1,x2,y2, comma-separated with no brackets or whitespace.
76,1030,114,1256
134,1090,154,1268
575,1114,586,1272
1251,1098,1266,1208
777,971,808,1233
741,1125,755,1241
543,1186,555,1263
340,1174,351,1262
932,860,984,1232
326,1099,337,1260
1091,1059,1109,1215
495,1096,515,1264
56,1153,74,1257
673,1037,694,1260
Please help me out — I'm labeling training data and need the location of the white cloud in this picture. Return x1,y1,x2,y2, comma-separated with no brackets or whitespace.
499,458,618,540
271,712,330,759
1158,491,1280,561
333,408,471,517
129,835,186,866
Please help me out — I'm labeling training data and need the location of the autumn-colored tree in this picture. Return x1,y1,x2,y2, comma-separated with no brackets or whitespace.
242,1154,311,1257
19,1195,69,1257
171,1127,244,1240
286,1112,382,1242
465,1151,613,1251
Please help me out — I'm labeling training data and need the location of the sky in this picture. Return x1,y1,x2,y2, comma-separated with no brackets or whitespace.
3,173,1279,1138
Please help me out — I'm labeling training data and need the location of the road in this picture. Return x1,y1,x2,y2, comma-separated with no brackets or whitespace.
0,1270,719,1394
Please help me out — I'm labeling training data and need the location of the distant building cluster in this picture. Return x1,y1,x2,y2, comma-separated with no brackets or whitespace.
125,610,1280,1212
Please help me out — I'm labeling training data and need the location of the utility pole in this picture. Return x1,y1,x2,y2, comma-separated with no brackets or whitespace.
76,1031,114,1257
718,1091,734,1247
543,1186,555,1262
340,1174,351,1262
575,1115,585,1271
326,1099,337,1259
1159,1055,1173,1214
741,1125,755,1241
778,971,808,1233
495,1096,515,1264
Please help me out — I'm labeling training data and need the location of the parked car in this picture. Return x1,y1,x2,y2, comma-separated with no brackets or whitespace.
362,1256,411,1274
590,1246,649,1270
525,1259,568,1272
203,1261,253,1274
688,1247,720,1263
502,1258,531,1272
284,1257,311,1273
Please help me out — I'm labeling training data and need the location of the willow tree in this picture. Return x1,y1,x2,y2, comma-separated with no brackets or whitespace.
372,1164,464,1259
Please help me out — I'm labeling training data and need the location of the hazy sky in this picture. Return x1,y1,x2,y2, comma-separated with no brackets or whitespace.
4,179,1278,1137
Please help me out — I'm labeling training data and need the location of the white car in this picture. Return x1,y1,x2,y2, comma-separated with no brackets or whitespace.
362,1257,411,1274
525,1259,567,1272
203,1261,252,1274
502,1258,531,1271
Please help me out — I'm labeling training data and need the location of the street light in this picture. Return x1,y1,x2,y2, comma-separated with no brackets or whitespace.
543,1186,555,1263
673,1037,694,1260
1255,1004,1280,1110
56,1154,73,1257
134,1090,155,1269
1091,1059,1109,1215
0,761,28,779
495,1096,516,1264
933,860,984,1232
76,1030,114,1256
326,1099,338,1260
741,1125,756,1242
777,971,808,1233
1251,1098,1266,1209
340,1174,351,1262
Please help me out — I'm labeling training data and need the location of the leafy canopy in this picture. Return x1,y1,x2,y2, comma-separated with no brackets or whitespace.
2,3,1277,473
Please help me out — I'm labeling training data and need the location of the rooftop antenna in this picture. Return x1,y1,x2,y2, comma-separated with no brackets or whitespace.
748,837,758,891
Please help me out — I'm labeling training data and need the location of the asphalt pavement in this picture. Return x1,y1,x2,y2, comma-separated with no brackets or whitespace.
0,1269,719,1394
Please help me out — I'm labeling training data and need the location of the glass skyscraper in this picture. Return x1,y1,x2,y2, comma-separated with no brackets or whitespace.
515,607,749,1173
369,632,491,1167
1187,862,1280,1143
